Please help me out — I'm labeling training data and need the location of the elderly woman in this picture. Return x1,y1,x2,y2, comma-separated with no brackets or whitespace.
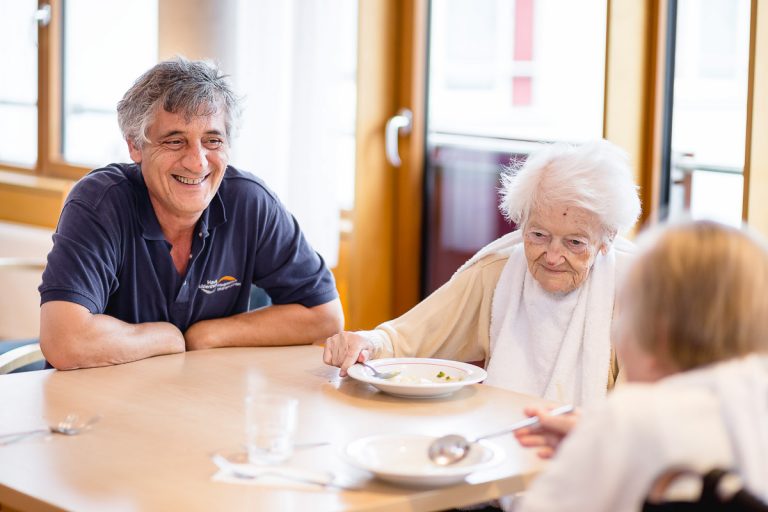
515,220,768,511
324,140,641,406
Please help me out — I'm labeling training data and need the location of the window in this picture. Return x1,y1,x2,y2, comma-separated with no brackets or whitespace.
429,0,607,142
62,0,158,166
0,0,38,167
424,0,608,292
665,0,751,226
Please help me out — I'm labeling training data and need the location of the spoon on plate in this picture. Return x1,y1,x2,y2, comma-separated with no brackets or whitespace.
357,361,400,380
427,404,575,466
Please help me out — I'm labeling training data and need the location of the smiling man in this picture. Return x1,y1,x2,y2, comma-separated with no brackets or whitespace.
39,58,343,370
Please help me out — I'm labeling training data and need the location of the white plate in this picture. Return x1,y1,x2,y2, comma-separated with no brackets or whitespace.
344,434,505,487
347,358,487,398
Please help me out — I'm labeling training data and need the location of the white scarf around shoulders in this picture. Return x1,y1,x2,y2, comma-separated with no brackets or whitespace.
458,230,633,406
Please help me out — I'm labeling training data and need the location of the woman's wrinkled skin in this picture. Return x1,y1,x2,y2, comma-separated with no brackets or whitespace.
523,205,608,294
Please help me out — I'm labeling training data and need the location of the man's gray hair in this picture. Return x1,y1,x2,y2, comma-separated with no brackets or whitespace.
500,140,641,241
117,56,241,147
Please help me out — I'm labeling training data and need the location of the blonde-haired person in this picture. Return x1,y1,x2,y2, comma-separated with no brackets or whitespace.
324,140,641,406
514,220,768,511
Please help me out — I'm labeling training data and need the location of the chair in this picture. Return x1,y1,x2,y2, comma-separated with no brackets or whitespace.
0,343,44,375
643,468,768,511
0,254,49,374
249,285,272,310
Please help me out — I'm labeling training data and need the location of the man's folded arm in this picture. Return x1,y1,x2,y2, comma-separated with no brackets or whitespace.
184,297,344,350
40,301,186,370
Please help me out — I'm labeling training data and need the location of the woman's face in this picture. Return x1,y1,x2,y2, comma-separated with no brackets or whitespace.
523,205,607,294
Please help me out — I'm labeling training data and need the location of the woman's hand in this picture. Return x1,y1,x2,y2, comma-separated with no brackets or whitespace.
322,331,375,376
514,406,581,459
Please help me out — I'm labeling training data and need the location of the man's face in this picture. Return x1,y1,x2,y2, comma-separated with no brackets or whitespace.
127,106,230,227
523,205,607,294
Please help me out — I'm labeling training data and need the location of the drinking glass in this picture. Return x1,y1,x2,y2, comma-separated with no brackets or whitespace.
245,393,298,465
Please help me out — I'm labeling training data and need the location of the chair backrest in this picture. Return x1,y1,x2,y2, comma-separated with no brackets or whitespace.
643,468,768,512
249,285,272,310
0,343,45,375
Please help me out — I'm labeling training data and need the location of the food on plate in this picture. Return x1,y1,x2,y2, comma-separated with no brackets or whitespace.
382,370,464,384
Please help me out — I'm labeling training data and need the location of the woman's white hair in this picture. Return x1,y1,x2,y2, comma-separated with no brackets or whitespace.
499,140,641,241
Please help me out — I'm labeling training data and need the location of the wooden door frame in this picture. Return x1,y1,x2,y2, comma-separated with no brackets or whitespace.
743,0,768,233
346,0,428,330
393,0,428,318
603,0,667,230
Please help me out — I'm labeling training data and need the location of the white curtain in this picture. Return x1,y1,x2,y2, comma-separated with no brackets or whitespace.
230,0,357,268
160,0,358,268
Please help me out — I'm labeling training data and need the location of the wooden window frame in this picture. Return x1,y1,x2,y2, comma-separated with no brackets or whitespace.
1,1,91,180
607,0,768,238
38,0,91,180
743,0,768,234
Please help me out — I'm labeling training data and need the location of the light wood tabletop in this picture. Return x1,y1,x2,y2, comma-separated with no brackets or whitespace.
0,345,554,512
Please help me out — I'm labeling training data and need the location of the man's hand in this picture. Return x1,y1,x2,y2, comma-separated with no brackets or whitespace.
513,406,581,459
184,299,344,350
184,320,216,351
322,331,375,377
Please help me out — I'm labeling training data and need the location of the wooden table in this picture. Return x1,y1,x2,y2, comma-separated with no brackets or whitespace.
0,345,552,511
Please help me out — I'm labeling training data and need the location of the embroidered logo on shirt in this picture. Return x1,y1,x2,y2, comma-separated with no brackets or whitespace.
199,276,242,295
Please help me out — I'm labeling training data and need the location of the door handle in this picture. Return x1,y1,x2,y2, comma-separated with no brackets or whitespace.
35,4,52,26
385,108,413,167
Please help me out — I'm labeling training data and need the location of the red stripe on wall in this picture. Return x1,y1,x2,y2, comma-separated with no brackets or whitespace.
514,0,533,61
512,76,532,105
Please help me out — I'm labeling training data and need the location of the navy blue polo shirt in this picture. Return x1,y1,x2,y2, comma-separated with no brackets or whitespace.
39,164,337,331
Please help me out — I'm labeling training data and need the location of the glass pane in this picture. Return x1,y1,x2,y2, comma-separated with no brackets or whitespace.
667,0,750,226
0,0,38,167
424,0,608,293
428,0,607,142
62,0,158,166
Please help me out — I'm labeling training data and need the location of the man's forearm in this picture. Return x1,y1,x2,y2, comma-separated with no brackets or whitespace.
40,302,186,370
184,299,344,350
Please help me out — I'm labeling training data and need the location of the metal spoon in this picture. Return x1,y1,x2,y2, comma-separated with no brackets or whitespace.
427,404,574,466
0,414,101,446
357,361,400,380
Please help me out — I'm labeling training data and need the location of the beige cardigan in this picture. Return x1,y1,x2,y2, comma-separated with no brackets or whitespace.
366,253,619,389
